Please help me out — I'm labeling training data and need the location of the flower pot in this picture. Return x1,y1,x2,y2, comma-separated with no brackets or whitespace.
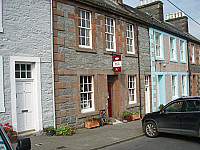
132,113,140,121
7,134,18,143
46,130,55,136
85,120,100,129
124,116,132,122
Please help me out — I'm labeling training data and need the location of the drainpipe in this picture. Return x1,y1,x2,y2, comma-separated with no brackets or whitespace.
187,40,191,96
136,23,142,118
50,0,56,128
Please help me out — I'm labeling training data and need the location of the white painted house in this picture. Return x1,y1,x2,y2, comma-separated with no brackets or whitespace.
0,0,55,134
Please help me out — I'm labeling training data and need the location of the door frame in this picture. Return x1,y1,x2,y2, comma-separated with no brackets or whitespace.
145,76,150,113
10,56,42,133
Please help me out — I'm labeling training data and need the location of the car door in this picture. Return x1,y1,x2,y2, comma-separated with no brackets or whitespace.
180,100,200,137
157,100,184,134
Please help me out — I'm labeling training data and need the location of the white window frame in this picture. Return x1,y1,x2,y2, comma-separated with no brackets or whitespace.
78,9,92,49
191,44,195,63
181,75,187,96
0,56,5,112
180,40,186,63
80,76,94,113
0,0,3,32
171,75,178,99
128,75,137,104
155,32,161,57
170,37,177,62
105,17,116,52
126,23,135,54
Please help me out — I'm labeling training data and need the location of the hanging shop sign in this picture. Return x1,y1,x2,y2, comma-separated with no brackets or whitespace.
113,55,122,72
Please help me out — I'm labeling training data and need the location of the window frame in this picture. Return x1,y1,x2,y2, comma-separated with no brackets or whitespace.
0,56,5,112
78,9,92,49
80,75,95,113
128,75,137,104
105,16,116,52
126,23,135,54
0,0,3,32
154,31,164,60
15,63,32,79
180,40,186,63
169,37,177,62
191,44,195,63
171,75,178,100
181,75,187,96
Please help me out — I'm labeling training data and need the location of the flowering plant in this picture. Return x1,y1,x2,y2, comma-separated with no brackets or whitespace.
0,123,17,136
85,115,100,122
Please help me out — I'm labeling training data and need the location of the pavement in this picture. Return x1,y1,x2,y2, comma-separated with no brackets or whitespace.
12,120,144,150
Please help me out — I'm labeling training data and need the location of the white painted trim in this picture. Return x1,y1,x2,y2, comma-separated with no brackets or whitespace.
50,0,56,128
10,56,42,132
0,0,3,32
0,56,5,112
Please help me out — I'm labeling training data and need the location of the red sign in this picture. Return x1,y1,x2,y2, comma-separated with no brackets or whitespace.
113,55,122,72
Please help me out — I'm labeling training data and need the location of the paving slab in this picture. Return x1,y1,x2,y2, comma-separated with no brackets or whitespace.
12,120,143,150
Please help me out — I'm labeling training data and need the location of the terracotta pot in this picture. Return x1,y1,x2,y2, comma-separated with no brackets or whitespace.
132,113,140,121
124,116,132,122
85,120,100,129
7,134,18,143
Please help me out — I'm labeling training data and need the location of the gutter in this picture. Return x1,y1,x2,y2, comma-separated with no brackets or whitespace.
136,23,142,118
50,0,56,128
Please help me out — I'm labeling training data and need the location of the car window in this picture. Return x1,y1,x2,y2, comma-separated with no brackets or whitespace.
185,100,200,112
165,101,184,113
0,135,7,150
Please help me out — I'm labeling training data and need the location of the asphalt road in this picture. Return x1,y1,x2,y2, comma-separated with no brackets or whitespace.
99,133,200,150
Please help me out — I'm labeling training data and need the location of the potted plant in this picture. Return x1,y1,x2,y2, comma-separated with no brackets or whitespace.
123,111,133,122
0,123,18,143
56,125,75,136
43,126,55,136
132,110,140,120
84,115,100,129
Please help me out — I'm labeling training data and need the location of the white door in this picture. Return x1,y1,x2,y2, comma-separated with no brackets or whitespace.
16,81,35,132
145,76,150,113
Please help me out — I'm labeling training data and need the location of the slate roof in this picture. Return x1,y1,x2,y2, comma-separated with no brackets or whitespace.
76,0,200,44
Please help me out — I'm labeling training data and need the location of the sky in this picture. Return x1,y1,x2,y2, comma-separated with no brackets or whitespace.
123,0,200,40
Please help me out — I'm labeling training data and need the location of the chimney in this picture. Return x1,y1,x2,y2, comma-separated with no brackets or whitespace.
137,0,164,22
165,11,188,32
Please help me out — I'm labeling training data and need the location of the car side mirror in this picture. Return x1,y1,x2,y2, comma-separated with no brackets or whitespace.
16,137,31,150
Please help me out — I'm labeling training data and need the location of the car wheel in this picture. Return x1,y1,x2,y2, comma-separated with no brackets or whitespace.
145,121,159,138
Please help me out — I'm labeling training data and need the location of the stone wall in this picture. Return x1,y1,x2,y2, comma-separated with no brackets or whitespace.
0,0,54,128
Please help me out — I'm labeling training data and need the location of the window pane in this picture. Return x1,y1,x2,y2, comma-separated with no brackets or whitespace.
15,64,20,71
165,102,183,112
27,72,31,78
15,72,20,78
21,72,26,78
21,64,25,71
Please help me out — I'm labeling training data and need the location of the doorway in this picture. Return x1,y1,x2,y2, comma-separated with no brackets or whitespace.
157,75,166,110
145,76,150,113
107,75,118,118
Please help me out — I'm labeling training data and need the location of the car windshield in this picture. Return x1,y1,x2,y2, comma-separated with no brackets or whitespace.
165,101,183,113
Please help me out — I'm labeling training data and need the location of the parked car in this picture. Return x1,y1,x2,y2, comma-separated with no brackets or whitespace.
0,125,31,150
142,96,200,138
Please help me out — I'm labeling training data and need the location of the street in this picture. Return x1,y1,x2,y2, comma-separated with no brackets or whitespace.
99,133,200,150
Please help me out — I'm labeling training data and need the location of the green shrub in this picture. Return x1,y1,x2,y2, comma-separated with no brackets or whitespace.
123,111,133,117
133,111,140,114
56,125,75,136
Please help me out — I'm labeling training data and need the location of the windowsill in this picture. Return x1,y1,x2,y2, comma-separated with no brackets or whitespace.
180,60,187,64
104,51,119,55
127,102,140,108
155,57,165,61
190,62,196,65
78,110,99,119
76,47,97,53
170,59,178,63
125,53,138,58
